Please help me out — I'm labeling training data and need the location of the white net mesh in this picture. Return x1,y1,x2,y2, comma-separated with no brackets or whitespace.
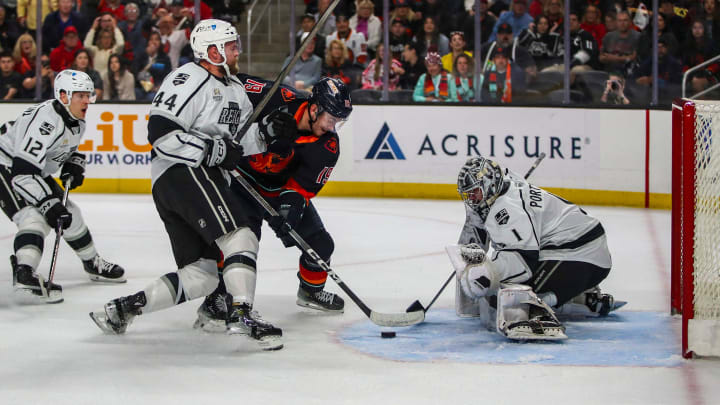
693,100,720,320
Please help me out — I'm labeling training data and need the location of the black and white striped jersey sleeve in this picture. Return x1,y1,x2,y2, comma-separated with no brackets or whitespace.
147,115,208,167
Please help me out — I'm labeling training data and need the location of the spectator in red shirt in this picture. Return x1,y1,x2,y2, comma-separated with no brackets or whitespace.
50,26,83,72
12,33,36,75
98,0,125,22
581,4,607,48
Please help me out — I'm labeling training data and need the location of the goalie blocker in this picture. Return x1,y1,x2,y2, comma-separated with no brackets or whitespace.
450,157,621,340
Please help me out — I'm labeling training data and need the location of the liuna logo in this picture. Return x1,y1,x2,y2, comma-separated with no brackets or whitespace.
365,122,406,160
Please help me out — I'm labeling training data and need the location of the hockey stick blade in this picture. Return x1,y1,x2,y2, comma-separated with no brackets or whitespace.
370,309,425,327
406,300,425,313
230,170,422,328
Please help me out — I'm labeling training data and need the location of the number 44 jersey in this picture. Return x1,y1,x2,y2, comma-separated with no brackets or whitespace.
148,62,265,184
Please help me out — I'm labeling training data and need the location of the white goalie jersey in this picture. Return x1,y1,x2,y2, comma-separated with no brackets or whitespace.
0,100,86,205
148,62,267,183
459,169,612,284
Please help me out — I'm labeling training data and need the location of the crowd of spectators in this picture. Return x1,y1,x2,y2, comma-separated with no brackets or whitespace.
0,0,232,101
299,0,720,105
0,0,717,105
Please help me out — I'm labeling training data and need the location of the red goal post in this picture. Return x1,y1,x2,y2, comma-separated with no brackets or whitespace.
671,98,720,359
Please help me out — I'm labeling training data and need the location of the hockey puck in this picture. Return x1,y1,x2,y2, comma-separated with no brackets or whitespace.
381,331,396,338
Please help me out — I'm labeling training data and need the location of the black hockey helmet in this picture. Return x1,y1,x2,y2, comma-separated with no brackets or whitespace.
458,157,505,210
310,77,353,120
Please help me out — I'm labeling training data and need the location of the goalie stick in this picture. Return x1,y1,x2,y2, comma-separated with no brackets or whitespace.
406,153,547,315
230,170,424,327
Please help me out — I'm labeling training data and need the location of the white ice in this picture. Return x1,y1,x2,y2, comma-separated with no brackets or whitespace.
0,195,718,405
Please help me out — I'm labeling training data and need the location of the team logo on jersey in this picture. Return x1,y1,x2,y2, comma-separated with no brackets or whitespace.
365,122,405,160
218,102,243,136
281,88,296,102
244,79,266,93
212,88,222,101
173,73,190,86
324,138,338,154
39,122,55,136
495,209,510,225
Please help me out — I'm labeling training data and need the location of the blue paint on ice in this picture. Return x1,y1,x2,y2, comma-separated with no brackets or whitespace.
338,309,682,367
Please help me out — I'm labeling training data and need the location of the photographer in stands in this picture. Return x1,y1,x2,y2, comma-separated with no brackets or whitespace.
600,72,630,105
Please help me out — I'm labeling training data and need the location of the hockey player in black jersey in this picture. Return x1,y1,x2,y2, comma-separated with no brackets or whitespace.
0,70,125,304
450,157,621,340
194,77,352,331
90,19,296,350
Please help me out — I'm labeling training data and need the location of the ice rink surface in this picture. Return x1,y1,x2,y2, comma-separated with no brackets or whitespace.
0,194,718,405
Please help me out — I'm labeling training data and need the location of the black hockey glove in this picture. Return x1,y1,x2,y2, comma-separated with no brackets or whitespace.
259,110,297,156
60,152,86,190
37,196,72,230
204,138,245,170
268,192,305,247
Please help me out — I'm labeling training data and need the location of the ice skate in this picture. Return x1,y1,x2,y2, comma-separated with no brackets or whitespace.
89,292,146,334
193,292,229,333
227,303,283,350
296,288,344,313
12,258,63,304
504,307,568,341
556,288,627,318
83,255,126,283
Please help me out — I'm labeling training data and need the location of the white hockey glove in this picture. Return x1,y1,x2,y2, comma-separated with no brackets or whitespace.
460,243,486,264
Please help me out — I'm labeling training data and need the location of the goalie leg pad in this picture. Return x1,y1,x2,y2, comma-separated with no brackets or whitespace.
216,227,258,305
12,207,50,269
496,285,567,341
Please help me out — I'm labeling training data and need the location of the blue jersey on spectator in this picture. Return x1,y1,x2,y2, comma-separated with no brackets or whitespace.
489,11,533,42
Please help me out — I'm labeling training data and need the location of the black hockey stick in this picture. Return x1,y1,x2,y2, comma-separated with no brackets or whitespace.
47,176,72,287
234,0,341,142
230,170,424,327
405,153,548,315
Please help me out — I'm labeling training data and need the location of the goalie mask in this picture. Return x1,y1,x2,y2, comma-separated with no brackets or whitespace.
458,157,505,211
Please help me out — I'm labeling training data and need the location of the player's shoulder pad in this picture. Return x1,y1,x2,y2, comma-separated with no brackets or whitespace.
161,63,210,92
32,100,66,135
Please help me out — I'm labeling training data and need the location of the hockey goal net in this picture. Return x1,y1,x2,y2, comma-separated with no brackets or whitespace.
671,99,720,358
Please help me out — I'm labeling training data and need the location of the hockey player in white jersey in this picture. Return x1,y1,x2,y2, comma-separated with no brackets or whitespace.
90,19,295,350
0,70,125,304
451,157,617,340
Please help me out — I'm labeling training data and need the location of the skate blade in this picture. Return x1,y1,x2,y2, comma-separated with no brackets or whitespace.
506,328,568,341
87,274,127,283
13,286,63,304
257,335,284,351
89,311,121,335
193,316,227,333
295,298,344,313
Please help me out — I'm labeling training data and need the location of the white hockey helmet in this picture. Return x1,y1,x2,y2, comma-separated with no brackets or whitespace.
190,19,240,67
54,69,95,104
